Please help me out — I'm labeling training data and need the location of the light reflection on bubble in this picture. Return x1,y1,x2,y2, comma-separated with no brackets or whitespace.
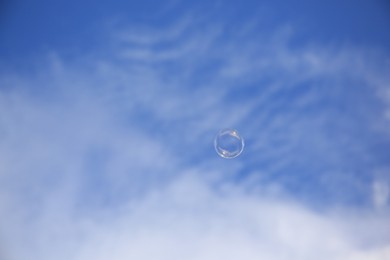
214,128,244,159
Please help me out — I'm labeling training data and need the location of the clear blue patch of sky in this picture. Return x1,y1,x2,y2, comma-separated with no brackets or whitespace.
1,0,389,66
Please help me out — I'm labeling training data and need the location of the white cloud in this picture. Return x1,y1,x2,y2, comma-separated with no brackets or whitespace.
372,168,390,210
1,16,390,260
373,181,389,209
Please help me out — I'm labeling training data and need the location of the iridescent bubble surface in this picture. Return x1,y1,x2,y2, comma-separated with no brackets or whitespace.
214,129,244,159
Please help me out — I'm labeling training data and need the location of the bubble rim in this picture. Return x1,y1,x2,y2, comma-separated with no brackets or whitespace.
214,128,245,159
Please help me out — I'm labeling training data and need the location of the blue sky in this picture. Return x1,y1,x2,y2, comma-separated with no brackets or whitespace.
1,1,390,259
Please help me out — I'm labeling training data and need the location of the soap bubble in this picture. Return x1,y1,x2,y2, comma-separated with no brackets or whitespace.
214,128,244,159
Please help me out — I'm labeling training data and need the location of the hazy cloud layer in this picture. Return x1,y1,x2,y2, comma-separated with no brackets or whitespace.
1,16,390,260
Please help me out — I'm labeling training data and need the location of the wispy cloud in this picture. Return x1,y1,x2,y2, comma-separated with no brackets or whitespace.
0,15,389,260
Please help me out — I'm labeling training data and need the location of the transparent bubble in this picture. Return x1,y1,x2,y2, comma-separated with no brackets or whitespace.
214,128,244,159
